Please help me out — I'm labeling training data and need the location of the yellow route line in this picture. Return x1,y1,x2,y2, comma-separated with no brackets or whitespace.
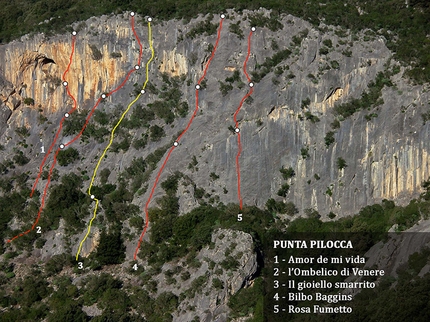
76,21,154,261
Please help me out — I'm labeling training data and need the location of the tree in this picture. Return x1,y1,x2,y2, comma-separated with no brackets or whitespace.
57,148,80,166
150,125,165,141
94,226,126,266
337,157,347,170
280,166,295,180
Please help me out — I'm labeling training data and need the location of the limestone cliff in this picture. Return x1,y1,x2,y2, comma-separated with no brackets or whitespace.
1,9,430,223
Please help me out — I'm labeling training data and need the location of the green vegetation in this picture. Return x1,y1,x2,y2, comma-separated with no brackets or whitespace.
219,81,233,96
324,131,335,147
330,60,340,69
334,70,393,118
266,198,298,216
23,97,34,105
277,183,290,197
15,126,30,138
92,225,126,267
57,147,80,166
322,39,333,48
307,73,318,84
0,1,428,83
365,113,379,121
229,21,244,39
280,166,295,180
251,49,292,82
319,46,329,55
147,75,188,123
186,14,217,39
41,173,90,233
88,44,102,60
229,278,264,319
149,124,165,141
13,151,30,166
304,111,320,123
291,28,309,46
300,146,310,159
123,104,155,129
301,98,311,109
210,172,219,181
336,157,347,170
331,118,341,129
247,11,283,31
110,52,122,58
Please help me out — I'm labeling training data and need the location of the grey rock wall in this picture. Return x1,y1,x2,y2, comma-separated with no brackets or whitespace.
1,9,429,226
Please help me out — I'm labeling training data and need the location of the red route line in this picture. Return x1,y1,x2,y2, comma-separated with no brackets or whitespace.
30,36,77,197
134,17,225,260
8,15,142,243
234,30,254,210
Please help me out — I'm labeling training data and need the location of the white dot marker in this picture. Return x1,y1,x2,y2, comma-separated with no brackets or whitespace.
148,17,152,22
63,81,68,86
235,128,240,133
140,89,145,94
130,12,135,17
221,14,226,19
249,82,254,87
90,195,95,199
64,112,70,118
72,31,77,36
135,65,140,70
195,84,201,90
251,27,256,32
101,94,107,99
173,141,179,147
59,144,65,149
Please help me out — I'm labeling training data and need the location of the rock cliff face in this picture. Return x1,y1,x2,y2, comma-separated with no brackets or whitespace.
1,9,430,222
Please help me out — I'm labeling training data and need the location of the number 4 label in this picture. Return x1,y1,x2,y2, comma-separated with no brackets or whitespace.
133,264,138,271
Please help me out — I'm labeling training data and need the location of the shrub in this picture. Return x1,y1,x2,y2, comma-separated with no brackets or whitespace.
57,147,80,166
23,97,34,105
15,126,30,137
330,60,340,69
93,226,126,266
285,202,299,216
219,81,233,96
229,21,244,39
212,278,224,289
280,166,295,180
342,49,352,57
301,147,310,159
304,111,320,123
247,12,283,31
336,157,347,170
13,151,30,166
307,73,318,84
210,172,219,180
331,119,340,129
277,183,290,197
186,15,217,38
301,98,311,109
328,212,336,219
319,47,329,55
150,125,165,141
266,198,288,214
323,39,333,48
89,44,102,60
324,131,335,147
110,52,122,58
